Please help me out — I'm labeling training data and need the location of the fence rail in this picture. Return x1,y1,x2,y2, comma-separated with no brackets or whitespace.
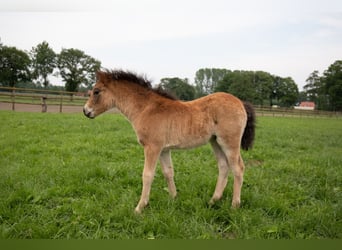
0,86,88,113
254,106,341,118
1,87,341,117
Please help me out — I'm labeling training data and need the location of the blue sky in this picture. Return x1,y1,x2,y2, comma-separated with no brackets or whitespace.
1,0,341,89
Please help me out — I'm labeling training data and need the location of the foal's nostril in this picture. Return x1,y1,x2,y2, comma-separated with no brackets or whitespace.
83,107,95,119
83,107,88,116
83,107,91,117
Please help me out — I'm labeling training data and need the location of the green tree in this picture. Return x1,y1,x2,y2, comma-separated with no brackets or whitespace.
270,76,281,106
215,70,273,104
303,62,342,111
278,77,299,106
30,41,56,88
270,76,298,106
303,70,328,110
254,71,273,105
322,60,342,111
194,68,230,97
304,70,322,98
0,44,31,87
196,67,298,106
160,77,195,100
57,48,101,92
225,70,256,102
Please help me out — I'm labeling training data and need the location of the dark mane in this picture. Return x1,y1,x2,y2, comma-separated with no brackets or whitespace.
104,69,177,100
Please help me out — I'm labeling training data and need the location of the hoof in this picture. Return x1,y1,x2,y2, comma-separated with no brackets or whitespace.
134,207,143,214
209,199,216,206
231,200,241,209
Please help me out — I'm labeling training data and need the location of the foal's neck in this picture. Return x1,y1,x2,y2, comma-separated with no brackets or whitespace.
110,82,153,122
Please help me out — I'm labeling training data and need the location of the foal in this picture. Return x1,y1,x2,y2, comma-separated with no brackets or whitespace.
83,70,256,213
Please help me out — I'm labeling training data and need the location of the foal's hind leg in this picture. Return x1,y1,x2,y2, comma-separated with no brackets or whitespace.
229,152,245,208
216,138,245,208
159,150,177,198
227,151,245,208
209,139,229,205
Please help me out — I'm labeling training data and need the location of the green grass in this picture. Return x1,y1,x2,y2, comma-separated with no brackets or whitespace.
0,111,341,239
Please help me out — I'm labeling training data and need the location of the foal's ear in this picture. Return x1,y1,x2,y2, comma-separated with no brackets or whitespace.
96,71,110,84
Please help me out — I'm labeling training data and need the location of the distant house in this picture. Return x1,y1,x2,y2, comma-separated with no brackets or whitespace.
294,101,315,110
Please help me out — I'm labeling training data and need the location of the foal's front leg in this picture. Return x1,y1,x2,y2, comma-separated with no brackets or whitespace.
135,145,161,214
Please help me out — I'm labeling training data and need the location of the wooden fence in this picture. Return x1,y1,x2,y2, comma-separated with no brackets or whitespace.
0,87,88,113
1,87,341,117
254,106,341,118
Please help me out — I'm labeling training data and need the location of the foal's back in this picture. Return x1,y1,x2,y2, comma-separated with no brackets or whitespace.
138,92,247,150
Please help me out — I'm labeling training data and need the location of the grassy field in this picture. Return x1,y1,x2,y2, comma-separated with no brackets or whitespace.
0,111,341,239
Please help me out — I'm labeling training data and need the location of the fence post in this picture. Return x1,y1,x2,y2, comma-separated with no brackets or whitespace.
59,91,63,113
41,96,47,112
11,88,15,111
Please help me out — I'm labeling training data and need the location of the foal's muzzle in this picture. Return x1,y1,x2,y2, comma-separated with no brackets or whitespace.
83,106,95,119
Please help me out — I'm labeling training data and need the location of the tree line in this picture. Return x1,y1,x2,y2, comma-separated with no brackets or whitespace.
1,40,341,110
160,69,299,107
0,40,101,92
160,64,341,111
302,60,342,111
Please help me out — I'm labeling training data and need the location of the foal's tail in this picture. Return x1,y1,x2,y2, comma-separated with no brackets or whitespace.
241,102,256,150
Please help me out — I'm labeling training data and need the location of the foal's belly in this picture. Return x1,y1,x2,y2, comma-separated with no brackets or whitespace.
165,134,213,150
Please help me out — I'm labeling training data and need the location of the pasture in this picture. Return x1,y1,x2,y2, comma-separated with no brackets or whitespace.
0,111,341,239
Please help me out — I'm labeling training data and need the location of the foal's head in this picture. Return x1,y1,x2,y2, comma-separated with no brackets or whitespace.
84,69,176,119
83,71,116,119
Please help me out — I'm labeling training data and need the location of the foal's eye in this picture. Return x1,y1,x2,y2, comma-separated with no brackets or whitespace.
93,88,100,96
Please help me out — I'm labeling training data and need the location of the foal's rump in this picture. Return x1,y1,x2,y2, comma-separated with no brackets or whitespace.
195,92,255,151
176,92,250,146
